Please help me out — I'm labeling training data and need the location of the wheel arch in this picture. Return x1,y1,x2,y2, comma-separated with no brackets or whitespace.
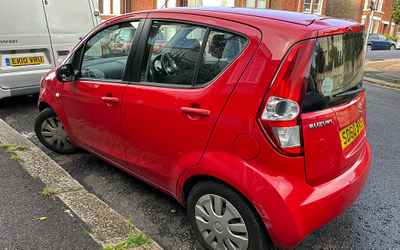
38,101,53,111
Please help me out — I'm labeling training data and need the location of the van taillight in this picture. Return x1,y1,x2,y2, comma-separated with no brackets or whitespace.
259,39,315,155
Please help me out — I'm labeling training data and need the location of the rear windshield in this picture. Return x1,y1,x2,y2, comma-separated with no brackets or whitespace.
303,32,365,112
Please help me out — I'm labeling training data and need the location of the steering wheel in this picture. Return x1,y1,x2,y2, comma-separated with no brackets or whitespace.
82,67,105,79
152,52,178,76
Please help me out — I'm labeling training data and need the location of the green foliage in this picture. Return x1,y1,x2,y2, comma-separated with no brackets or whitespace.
41,186,59,198
0,144,27,162
385,34,398,42
393,0,400,24
103,234,152,250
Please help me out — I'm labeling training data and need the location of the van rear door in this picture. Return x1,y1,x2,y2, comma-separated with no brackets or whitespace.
0,0,53,91
301,30,368,186
43,0,98,65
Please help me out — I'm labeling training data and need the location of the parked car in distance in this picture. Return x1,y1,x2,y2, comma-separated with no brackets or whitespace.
0,0,100,100
35,8,371,250
367,34,397,50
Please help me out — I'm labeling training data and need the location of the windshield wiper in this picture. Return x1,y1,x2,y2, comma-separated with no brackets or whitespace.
333,87,365,97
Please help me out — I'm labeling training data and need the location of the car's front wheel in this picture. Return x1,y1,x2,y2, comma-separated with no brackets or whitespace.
35,108,77,154
390,45,396,50
187,181,272,250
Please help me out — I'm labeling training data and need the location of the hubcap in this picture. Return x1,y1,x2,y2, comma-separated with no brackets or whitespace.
195,194,249,250
40,117,73,151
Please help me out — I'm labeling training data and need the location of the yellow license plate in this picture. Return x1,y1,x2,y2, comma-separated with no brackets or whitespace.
8,56,45,66
340,117,365,149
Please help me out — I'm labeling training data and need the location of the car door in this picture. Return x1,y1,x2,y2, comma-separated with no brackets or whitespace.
61,19,143,162
121,14,261,192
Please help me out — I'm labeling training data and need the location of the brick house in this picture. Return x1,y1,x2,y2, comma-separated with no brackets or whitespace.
98,0,399,35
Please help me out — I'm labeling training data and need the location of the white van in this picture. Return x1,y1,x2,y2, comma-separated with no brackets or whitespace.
0,0,100,100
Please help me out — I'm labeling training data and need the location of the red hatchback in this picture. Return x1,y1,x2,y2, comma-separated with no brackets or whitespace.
35,8,371,250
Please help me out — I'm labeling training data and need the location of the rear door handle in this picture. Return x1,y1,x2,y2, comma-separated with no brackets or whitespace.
101,96,120,104
181,107,210,117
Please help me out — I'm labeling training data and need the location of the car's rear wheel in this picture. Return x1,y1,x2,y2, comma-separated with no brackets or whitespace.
35,108,77,154
390,45,396,50
367,45,372,51
187,181,272,250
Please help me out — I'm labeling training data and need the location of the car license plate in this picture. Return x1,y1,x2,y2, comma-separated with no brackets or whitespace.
5,55,45,67
340,117,365,149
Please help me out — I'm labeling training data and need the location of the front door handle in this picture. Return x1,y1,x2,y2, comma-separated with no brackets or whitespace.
101,96,120,104
181,107,210,117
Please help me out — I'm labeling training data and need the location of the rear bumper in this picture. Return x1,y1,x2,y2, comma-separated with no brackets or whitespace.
0,68,49,99
0,85,40,100
263,143,371,248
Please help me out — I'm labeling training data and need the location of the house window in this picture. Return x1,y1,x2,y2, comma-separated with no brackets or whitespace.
99,0,121,15
245,0,267,8
365,0,384,11
377,0,384,11
304,0,323,14
363,0,369,10
157,0,177,8
187,0,235,7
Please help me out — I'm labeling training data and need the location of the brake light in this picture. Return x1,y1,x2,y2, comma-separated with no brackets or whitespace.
259,39,315,155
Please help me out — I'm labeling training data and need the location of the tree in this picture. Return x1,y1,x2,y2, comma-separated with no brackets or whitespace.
393,0,400,24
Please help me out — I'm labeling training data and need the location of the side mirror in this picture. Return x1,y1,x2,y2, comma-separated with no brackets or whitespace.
57,64,75,82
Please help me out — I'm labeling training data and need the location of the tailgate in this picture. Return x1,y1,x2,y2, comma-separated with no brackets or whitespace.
300,30,368,185
302,92,367,185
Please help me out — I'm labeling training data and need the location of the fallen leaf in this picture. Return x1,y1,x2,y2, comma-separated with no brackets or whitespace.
32,216,48,221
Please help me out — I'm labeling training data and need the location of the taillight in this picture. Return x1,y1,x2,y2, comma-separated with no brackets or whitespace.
259,39,316,155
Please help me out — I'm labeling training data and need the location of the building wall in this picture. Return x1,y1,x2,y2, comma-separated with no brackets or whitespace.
98,0,399,36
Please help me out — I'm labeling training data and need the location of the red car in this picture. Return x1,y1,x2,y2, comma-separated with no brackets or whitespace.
35,8,371,250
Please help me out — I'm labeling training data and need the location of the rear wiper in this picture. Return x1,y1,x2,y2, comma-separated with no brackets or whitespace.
333,87,365,97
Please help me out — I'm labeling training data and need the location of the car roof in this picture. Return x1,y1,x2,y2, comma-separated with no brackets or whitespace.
132,7,324,26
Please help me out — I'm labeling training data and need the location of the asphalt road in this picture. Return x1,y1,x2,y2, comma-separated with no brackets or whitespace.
0,84,399,250
367,49,400,61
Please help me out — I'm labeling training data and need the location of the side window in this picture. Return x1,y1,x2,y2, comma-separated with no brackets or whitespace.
140,21,207,86
196,30,247,85
80,21,139,81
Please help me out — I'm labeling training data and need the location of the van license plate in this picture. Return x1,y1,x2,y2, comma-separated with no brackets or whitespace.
340,117,365,149
6,56,45,67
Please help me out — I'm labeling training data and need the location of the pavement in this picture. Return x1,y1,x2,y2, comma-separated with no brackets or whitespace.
0,116,162,250
0,84,399,250
365,49,400,89
365,59,400,88
0,148,100,249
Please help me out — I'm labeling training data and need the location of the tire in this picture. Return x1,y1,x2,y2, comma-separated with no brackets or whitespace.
390,45,396,50
367,45,372,51
34,108,77,154
187,181,272,250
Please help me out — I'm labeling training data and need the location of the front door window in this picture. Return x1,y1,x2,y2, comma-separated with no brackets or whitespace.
80,21,139,81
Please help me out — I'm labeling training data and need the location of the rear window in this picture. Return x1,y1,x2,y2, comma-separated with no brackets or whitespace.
303,32,365,112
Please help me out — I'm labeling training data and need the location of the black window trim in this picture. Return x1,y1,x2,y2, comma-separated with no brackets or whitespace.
126,18,250,89
73,18,145,84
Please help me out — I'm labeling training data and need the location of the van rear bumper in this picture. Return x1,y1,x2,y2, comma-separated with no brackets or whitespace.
261,142,371,248
0,68,50,99
0,85,40,99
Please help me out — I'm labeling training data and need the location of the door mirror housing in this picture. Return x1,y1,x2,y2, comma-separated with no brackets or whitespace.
57,64,75,82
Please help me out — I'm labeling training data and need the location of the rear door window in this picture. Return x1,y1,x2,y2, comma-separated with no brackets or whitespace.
140,21,207,86
196,30,247,85
139,21,247,87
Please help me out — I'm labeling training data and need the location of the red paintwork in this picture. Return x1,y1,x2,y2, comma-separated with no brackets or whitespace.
38,8,371,248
